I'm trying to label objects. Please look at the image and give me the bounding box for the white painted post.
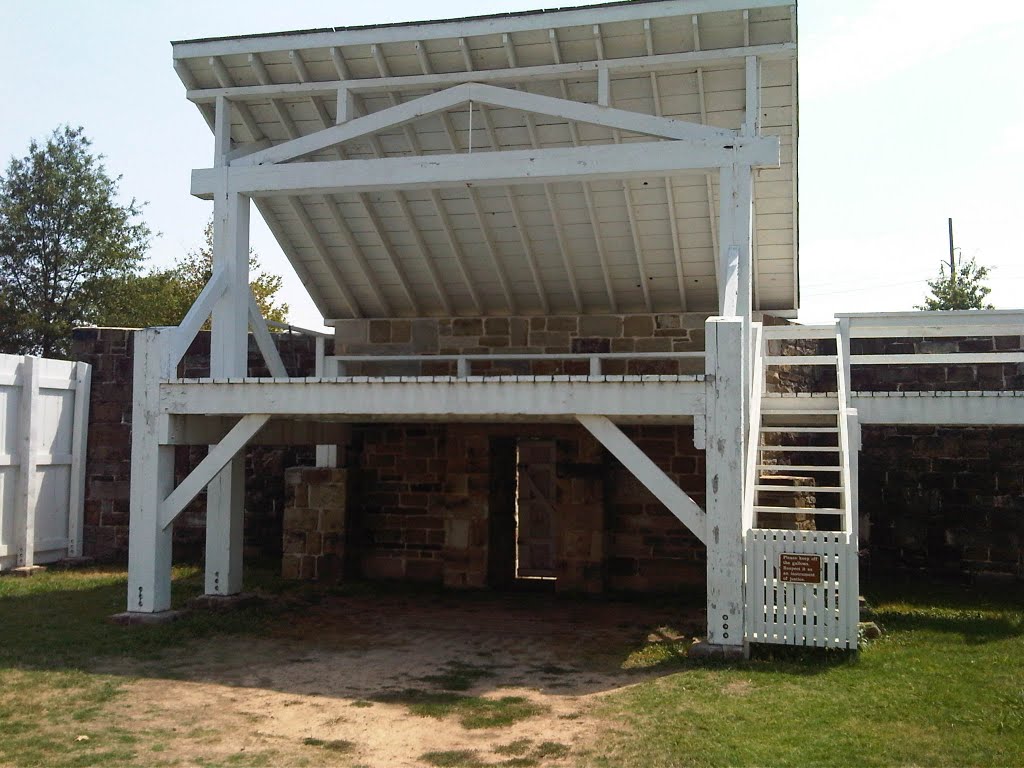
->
[127,328,175,612]
[205,95,252,597]
[705,317,746,652]
[315,337,339,468]
[15,356,39,567]
[67,361,92,557]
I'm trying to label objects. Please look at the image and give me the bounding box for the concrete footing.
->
[7,565,47,577]
[688,640,746,660]
[109,609,188,626]
[187,592,264,612]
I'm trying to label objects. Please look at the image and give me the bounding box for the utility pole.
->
[948,217,956,285]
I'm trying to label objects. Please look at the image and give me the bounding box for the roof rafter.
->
[184,43,796,102]
[549,27,614,313]
[646,18,688,312]
[594,23,653,313]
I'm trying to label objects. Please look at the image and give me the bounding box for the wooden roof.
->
[173,0,798,320]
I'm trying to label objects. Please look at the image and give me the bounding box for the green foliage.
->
[99,218,289,329]
[0,126,151,357]
[917,256,994,311]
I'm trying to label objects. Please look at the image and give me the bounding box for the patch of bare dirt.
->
[102,590,701,767]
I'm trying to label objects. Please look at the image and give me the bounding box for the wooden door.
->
[515,440,557,578]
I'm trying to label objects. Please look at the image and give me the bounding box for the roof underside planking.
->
[173,0,798,321]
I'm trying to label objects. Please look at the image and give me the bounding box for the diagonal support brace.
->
[159,414,269,530]
[247,289,288,377]
[577,414,706,544]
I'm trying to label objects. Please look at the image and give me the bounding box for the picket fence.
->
[0,354,91,570]
[746,529,860,649]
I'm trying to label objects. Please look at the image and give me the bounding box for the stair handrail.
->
[834,320,855,533]
[742,321,765,532]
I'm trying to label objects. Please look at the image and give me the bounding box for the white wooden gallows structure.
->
[127,0,866,653]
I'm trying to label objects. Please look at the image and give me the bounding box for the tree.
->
[916,255,994,311]
[98,219,289,329]
[0,126,151,357]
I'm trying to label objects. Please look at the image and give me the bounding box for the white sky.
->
[2,0,1022,329]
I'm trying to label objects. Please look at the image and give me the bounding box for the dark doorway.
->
[487,437,517,588]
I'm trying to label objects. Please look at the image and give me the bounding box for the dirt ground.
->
[97,589,703,767]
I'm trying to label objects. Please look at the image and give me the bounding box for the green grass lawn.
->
[1,565,1022,767]
[588,581,1024,768]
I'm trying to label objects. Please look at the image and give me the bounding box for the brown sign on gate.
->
[779,553,822,584]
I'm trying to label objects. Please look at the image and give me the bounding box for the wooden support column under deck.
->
[705,317,746,653]
[127,328,175,613]
[205,95,252,597]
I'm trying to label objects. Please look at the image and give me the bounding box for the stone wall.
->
[850,335,1024,392]
[860,425,1024,580]
[72,327,317,562]
[282,422,707,593]
[334,313,710,375]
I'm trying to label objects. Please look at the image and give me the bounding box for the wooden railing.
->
[321,351,705,378]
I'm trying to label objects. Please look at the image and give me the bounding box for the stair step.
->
[763,355,838,366]
[759,445,841,452]
[754,506,845,515]
[760,426,839,433]
[756,485,845,493]
[758,465,843,472]
[759,407,840,416]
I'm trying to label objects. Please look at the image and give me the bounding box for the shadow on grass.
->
[865,577,1024,646]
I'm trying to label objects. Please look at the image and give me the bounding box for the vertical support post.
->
[597,66,610,107]
[705,317,746,653]
[837,317,852,399]
[717,162,754,450]
[15,356,39,567]
[67,361,92,557]
[742,55,760,137]
[845,407,861,629]
[205,95,251,597]
[315,336,339,468]
[127,328,175,612]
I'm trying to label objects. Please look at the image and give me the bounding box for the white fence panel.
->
[0,353,91,571]
[746,529,859,649]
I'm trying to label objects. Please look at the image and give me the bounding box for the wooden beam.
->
[704,317,745,650]
[160,378,706,420]
[236,81,737,168]
[196,140,779,198]
[248,289,288,377]
[127,328,175,612]
[577,415,706,544]
[159,414,270,530]
[171,269,227,368]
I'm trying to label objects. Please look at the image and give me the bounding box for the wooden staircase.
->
[742,322,861,649]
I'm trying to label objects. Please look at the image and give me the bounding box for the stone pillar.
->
[282,467,349,581]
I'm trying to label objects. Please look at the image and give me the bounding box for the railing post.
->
[705,317,746,655]
[589,356,601,377]
[837,317,852,398]
[457,357,469,378]
[127,328,175,613]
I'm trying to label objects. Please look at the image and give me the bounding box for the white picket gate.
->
[0,353,91,571]
[746,529,860,649]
